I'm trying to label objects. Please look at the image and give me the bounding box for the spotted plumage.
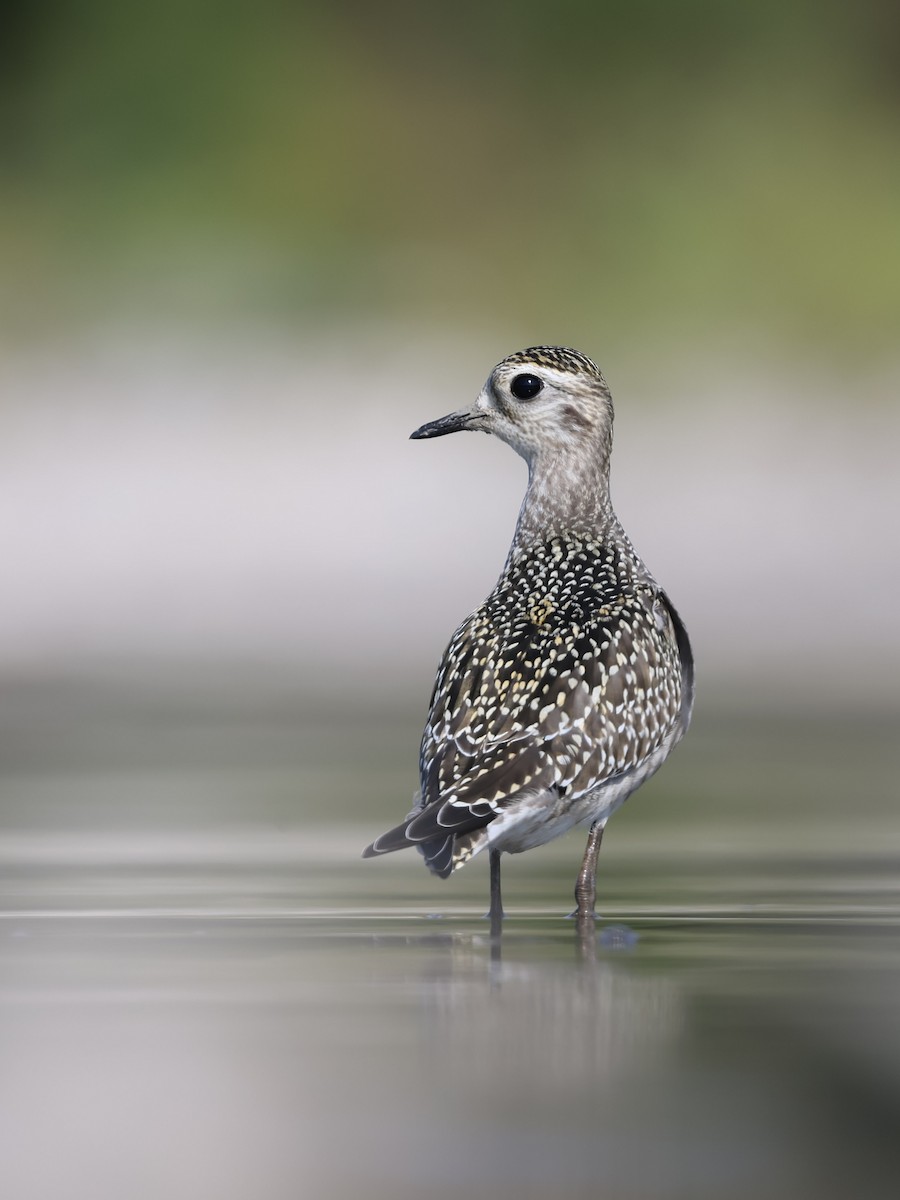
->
[363,346,693,919]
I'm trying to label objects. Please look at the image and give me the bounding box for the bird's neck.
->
[507,443,618,562]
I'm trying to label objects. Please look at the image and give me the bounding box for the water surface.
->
[1,687,898,1199]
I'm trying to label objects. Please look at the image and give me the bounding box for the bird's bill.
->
[409,408,480,439]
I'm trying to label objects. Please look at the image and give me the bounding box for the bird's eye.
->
[510,373,543,401]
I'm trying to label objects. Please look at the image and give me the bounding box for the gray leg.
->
[488,849,504,924]
[573,821,605,919]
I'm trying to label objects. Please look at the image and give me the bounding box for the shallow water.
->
[1,687,899,1199]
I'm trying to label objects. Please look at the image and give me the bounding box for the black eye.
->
[510,373,543,401]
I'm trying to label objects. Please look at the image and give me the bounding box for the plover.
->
[363,346,693,921]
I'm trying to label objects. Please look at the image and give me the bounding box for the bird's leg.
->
[572,821,605,920]
[487,849,504,927]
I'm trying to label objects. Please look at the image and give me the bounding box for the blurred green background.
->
[2,0,899,355]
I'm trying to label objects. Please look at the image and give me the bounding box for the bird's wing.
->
[414,586,685,833]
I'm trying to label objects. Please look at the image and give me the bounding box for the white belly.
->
[482,731,679,856]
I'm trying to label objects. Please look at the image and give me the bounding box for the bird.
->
[362,346,693,922]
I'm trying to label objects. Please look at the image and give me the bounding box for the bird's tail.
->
[362,800,495,879]
[362,820,456,879]
[361,821,416,858]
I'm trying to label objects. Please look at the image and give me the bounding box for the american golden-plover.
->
[363,347,694,921]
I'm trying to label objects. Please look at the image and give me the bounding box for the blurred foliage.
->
[0,0,899,355]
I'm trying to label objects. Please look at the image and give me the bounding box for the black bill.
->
[409,409,476,440]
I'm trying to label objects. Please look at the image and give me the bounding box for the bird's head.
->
[410,346,614,467]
